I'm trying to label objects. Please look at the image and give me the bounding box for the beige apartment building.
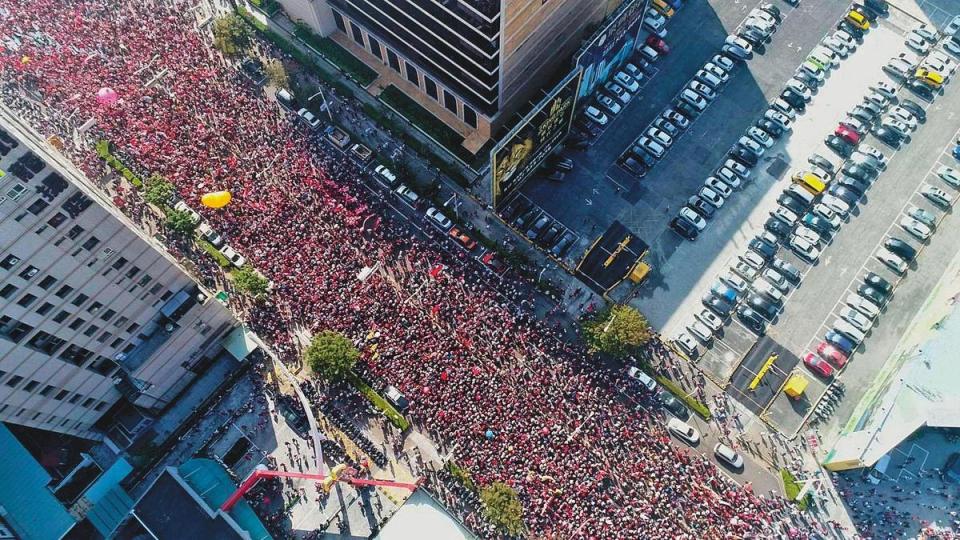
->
[0,122,240,441]
[281,0,623,150]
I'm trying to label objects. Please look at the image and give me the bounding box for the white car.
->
[738,136,765,156]
[821,36,850,58]
[741,250,766,271]
[747,126,773,148]
[373,164,398,186]
[762,269,790,294]
[604,82,631,104]
[899,216,932,240]
[219,245,246,268]
[942,39,960,57]
[840,307,873,332]
[714,443,744,468]
[395,183,419,205]
[771,206,799,226]
[688,321,713,343]
[913,24,940,43]
[906,31,931,54]
[887,107,918,131]
[928,51,956,74]
[820,194,850,217]
[712,54,736,72]
[297,108,321,129]
[173,201,201,224]
[794,226,822,246]
[699,187,724,208]
[813,204,842,229]
[704,62,730,83]
[733,261,759,281]
[696,309,724,332]
[689,81,717,100]
[597,95,622,115]
[946,15,960,36]
[667,418,701,446]
[811,46,838,68]
[798,60,825,82]
[643,12,666,32]
[425,207,453,230]
[921,58,951,80]
[791,236,820,261]
[771,98,797,120]
[846,294,881,319]
[872,81,897,100]
[859,144,887,169]
[662,109,690,129]
[695,69,723,88]
[680,89,709,110]
[725,35,754,55]
[937,166,960,188]
[637,137,666,158]
[646,127,674,147]
[881,118,912,136]
[724,159,751,179]
[679,207,707,231]
[720,273,749,294]
[785,78,813,101]
[764,108,792,130]
[198,222,223,247]
[704,177,733,198]
[674,333,698,357]
[615,71,640,92]
[833,30,857,50]
[626,366,658,391]
[922,184,954,207]
[715,168,742,190]
[875,247,907,274]
[584,106,609,125]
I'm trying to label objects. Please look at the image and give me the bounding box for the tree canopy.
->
[303,331,359,381]
[582,304,653,358]
[212,15,251,57]
[165,209,198,235]
[233,266,269,298]
[480,482,524,536]
[143,174,175,207]
[262,58,290,89]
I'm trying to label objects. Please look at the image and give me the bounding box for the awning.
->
[221,326,259,361]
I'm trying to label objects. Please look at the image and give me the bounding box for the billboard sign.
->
[574,0,646,98]
[490,69,581,207]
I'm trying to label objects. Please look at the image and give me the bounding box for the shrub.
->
[346,372,410,431]
[379,86,467,156]
[165,209,198,235]
[292,25,377,86]
[232,265,269,298]
[143,175,175,206]
[780,469,810,510]
[198,238,231,267]
[654,375,712,420]
[445,461,476,491]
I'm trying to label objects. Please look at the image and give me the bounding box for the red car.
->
[646,35,671,54]
[803,353,835,378]
[817,341,849,368]
[835,124,861,145]
[448,227,478,250]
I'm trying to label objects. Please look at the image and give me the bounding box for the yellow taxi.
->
[845,10,870,30]
[915,68,944,88]
[792,171,826,195]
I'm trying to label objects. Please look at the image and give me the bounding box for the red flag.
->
[431,304,440,316]
[428,264,444,279]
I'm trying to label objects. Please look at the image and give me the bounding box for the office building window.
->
[0,283,17,299]
[81,236,100,251]
[113,316,128,328]
[69,317,86,331]
[27,331,66,355]
[332,10,346,32]
[405,62,419,85]
[89,356,118,376]
[5,375,23,387]
[37,275,56,289]
[36,302,54,315]
[125,266,140,279]
[463,105,478,128]
[110,337,124,348]
[111,257,128,271]
[40,384,56,396]
[97,331,111,343]
[367,36,382,60]
[82,397,95,408]
[127,322,140,333]
[1,254,19,270]
[443,90,458,113]
[54,389,69,400]
[23,380,39,392]
[424,77,439,100]
[87,301,103,314]
[67,225,84,240]
[47,212,68,228]
[350,23,364,46]
[83,324,99,337]
[55,284,73,298]
[18,265,39,280]
[69,394,81,404]
[52,310,69,323]
[60,344,94,366]
[27,198,49,215]
[100,308,116,322]
[71,293,89,306]
[17,293,37,308]
[387,49,401,73]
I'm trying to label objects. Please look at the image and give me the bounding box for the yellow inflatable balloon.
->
[201,191,231,209]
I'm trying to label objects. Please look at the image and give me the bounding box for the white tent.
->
[375,491,474,540]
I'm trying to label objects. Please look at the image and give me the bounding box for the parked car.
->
[667,418,701,446]
[804,353,835,378]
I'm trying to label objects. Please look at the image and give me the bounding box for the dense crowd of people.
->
[0,0,815,536]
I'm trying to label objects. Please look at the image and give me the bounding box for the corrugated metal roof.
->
[86,486,134,537]
[0,424,77,539]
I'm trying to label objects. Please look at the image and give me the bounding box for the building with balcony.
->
[0,120,241,442]
[281,0,624,150]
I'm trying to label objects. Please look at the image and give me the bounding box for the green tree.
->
[212,14,251,57]
[582,304,653,358]
[143,175,175,207]
[165,209,198,235]
[233,266,269,298]
[304,331,359,381]
[262,58,290,89]
[479,482,524,536]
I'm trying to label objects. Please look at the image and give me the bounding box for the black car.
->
[843,164,875,181]
[884,237,917,261]
[837,175,870,196]
[502,197,532,221]
[756,119,784,138]
[864,272,893,295]
[731,146,759,167]
[670,217,698,240]
[879,121,910,141]
[828,184,861,205]
[539,223,564,246]
[874,126,904,148]
[899,99,926,123]
[759,3,782,21]
[658,391,690,420]
[675,100,702,119]
[513,207,540,229]
[749,237,778,260]
[702,292,735,316]
[621,156,648,178]
[803,212,833,235]
[765,217,793,239]
[551,232,576,257]
[778,192,808,214]
[905,79,935,101]
[838,19,865,40]
[748,294,778,321]
[858,285,887,305]
[635,150,657,168]
[741,27,771,46]
[808,153,837,175]
[794,69,821,89]
[848,105,879,124]
[781,89,807,112]
[864,0,889,15]
[737,306,766,335]
[689,195,716,219]
[851,4,878,22]
[825,135,855,158]
[772,258,802,283]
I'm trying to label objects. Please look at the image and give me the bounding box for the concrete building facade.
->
[281,0,622,148]
[0,122,239,441]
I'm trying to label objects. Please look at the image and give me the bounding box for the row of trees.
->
[213,14,289,89]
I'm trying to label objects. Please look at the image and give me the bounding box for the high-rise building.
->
[0,119,240,441]
[282,0,623,148]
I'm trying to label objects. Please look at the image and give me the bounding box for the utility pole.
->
[309,89,333,122]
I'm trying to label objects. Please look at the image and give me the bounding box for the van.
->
[639,45,660,62]
[276,88,296,110]
[793,171,826,195]
[833,319,866,342]
[652,0,675,17]
[846,10,870,30]
[787,184,815,206]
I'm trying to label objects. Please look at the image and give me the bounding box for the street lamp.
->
[308,89,333,122]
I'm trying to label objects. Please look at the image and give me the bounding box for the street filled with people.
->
[0,0,818,536]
